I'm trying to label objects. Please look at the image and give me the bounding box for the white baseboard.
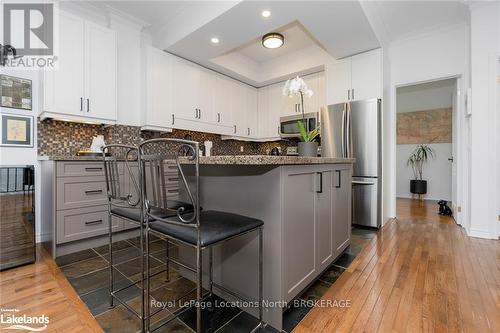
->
[468,228,495,239]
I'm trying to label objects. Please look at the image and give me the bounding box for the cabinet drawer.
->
[57,176,107,210]
[56,206,122,244]
[57,161,118,177]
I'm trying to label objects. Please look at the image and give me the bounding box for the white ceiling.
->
[361,1,469,44]
[101,1,470,86]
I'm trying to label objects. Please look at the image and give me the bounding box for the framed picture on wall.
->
[0,114,34,147]
[0,75,32,110]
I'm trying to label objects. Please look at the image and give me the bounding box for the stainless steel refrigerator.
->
[321,99,381,228]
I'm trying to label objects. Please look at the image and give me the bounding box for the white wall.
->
[396,143,452,201]
[396,79,455,113]
[384,24,470,227]
[469,3,499,239]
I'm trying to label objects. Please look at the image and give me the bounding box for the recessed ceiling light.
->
[262,32,284,49]
[261,10,271,18]
[211,37,219,44]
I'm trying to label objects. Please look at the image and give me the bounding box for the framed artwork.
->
[0,75,32,110]
[0,114,33,147]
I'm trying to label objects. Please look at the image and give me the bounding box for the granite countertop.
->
[189,155,355,165]
[38,155,105,161]
[39,155,355,165]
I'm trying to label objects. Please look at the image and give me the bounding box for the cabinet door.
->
[214,75,233,126]
[283,168,316,301]
[197,68,215,123]
[302,73,319,115]
[146,48,172,127]
[84,21,117,121]
[333,166,352,254]
[257,86,269,138]
[326,58,351,105]
[246,86,258,137]
[172,57,200,120]
[43,11,85,116]
[351,49,382,101]
[316,170,334,270]
[231,82,248,136]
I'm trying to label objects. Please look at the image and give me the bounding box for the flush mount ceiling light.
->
[262,32,284,49]
[210,37,220,44]
[261,10,271,18]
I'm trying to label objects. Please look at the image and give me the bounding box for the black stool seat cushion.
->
[111,200,195,222]
[149,210,263,247]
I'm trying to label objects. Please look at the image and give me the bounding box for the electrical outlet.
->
[240,146,244,153]
[457,206,462,213]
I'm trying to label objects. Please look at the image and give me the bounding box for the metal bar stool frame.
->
[138,138,264,333]
[103,144,172,332]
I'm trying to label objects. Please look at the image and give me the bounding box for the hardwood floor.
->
[0,245,103,332]
[1,198,498,332]
[294,198,500,333]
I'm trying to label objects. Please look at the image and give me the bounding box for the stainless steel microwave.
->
[279,112,319,138]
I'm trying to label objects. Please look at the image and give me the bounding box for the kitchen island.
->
[176,155,354,331]
[39,155,353,331]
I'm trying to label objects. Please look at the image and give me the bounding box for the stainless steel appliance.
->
[0,166,36,270]
[321,99,381,228]
[279,112,319,138]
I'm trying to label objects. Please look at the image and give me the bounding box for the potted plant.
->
[297,121,320,157]
[407,144,434,198]
[283,76,319,156]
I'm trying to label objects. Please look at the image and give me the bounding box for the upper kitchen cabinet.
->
[231,82,258,138]
[213,74,237,134]
[42,11,117,124]
[326,48,381,105]
[171,56,215,125]
[142,47,173,131]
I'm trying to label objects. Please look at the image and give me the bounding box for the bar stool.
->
[138,138,264,333]
[102,144,194,332]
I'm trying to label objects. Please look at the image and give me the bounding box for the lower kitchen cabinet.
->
[41,160,180,257]
[333,165,352,253]
[282,164,352,301]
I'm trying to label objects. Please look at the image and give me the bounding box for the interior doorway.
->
[395,78,458,221]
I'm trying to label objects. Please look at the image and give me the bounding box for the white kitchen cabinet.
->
[351,49,382,102]
[84,21,117,121]
[214,74,234,127]
[43,11,85,118]
[246,85,258,137]
[171,56,202,122]
[326,48,381,105]
[42,11,116,123]
[142,47,173,131]
[326,58,352,105]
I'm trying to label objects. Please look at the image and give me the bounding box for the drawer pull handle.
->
[85,167,103,171]
[85,219,103,225]
[167,189,178,193]
[85,189,103,195]
[168,177,179,182]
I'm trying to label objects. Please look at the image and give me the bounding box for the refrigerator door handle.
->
[352,180,375,186]
[346,102,352,158]
[341,103,346,158]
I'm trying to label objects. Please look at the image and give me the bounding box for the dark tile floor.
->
[56,226,377,333]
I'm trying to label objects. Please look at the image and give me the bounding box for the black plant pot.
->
[410,180,427,194]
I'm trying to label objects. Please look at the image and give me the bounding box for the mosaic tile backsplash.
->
[37,119,299,157]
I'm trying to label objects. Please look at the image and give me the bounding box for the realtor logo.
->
[1,1,58,69]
